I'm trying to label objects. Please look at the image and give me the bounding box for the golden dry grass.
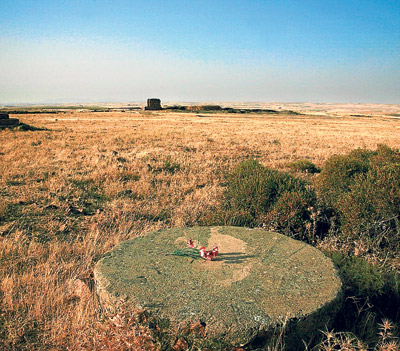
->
[1,107,399,350]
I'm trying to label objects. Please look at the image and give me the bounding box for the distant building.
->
[0,113,19,128]
[145,98,162,110]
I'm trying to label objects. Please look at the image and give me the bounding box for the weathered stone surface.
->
[0,113,10,119]
[94,226,342,347]
[145,98,162,110]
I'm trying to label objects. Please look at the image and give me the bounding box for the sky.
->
[0,0,399,104]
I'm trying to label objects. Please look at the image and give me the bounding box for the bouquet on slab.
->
[172,239,219,261]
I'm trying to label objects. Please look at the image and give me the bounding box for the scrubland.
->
[1,107,400,350]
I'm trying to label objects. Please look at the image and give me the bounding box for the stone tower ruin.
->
[0,113,19,129]
[145,98,162,110]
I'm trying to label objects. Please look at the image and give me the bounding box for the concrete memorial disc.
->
[94,226,342,347]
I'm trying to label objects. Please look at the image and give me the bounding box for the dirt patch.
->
[205,227,253,286]
[175,227,253,286]
[208,226,247,253]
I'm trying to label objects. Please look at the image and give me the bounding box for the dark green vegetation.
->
[209,145,400,251]
[316,145,400,252]
[324,251,400,345]
[200,145,400,348]
[287,159,321,174]
[1,104,302,115]
[164,105,302,115]
[203,159,316,242]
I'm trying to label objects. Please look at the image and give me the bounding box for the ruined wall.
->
[0,113,19,128]
[145,98,162,110]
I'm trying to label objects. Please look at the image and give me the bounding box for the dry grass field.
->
[1,105,400,350]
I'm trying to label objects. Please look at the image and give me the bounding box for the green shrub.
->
[324,250,400,343]
[316,148,373,207]
[316,145,400,248]
[325,251,399,297]
[265,189,316,238]
[287,159,321,174]
[220,159,316,240]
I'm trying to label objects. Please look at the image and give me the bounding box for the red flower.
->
[199,246,218,261]
[205,250,215,261]
[212,246,219,256]
[199,246,206,259]
[187,239,194,248]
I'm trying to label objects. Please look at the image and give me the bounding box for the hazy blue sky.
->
[1,0,399,104]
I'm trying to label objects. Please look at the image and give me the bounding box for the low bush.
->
[316,145,400,250]
[325,251,399,298]
[287,159,321,174]
[219,159,316,241]
[316,148,373,207]
[324,251,400,345]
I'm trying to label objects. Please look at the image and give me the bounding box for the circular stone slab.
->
[94,226,342,347]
